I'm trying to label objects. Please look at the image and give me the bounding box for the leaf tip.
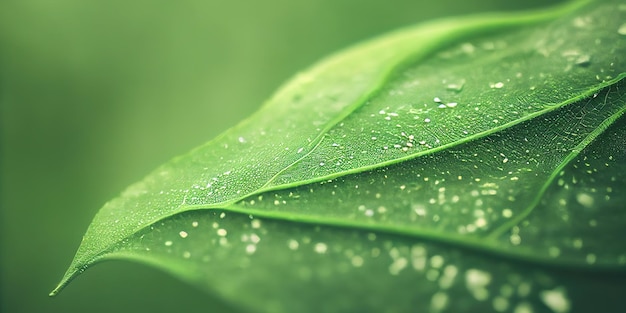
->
[48,288,61,297]
[49,265,84,297]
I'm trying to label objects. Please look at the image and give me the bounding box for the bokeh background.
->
[1,0,563,312]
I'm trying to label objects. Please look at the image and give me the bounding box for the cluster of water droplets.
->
[122,209,581,313]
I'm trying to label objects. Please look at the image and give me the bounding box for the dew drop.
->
[466,269,492,288]
[446,82,464,92]
[347,255,363,267]
[288,239,299,250]
[618,23,626,35]
[575,54,591,66]
[461,42,475,54]
[576,193,594,208]
[548,247,561,257]
[502,209,513,218]
[493,296,509,312]
[475,217,487,228]
[572,238,583,249]
[466,268,492,301]
[540,288,570,313]
[430,255,445,268]
[430,292,449,312]
[251,219,261,229]
[585,253,596,264]
[513,302,534,313]
[491,82,504,89]
[245,244,257,255]
[389,257,408,275]
[314,242,328,254]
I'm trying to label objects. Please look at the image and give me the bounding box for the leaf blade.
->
[53,1,626,311]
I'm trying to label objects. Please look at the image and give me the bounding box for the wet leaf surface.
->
[53,1,626,312]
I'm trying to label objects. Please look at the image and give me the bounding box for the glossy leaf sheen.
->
[55,0,626,312]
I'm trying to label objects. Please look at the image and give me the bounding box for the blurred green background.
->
[1,1,563,312]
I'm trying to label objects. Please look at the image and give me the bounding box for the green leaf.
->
[53,0,626,312]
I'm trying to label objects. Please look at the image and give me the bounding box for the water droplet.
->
[475,217,487,228]
[466,269,491,286]
[446,84,462,91]
[389,257,408,275]
[517,282,532,297]
[288,239,299,250]
[540,288,570,313]
[430,292,449,312]
[548,247,561,257]
[576,193,594,208]
[245,244,257,254]
[572,238,583,249]
[586,253,596,264]
[493,296,509,312]
[573,16,591,28]
[618,23,626,35]
[351,256,364,267]
[251,219,261,229]
[430,255,445,268]
[513,302,534,313]
[461,43,475,54]
[575,54,591,66]
[314,242,328,254]
[491,82,504,89]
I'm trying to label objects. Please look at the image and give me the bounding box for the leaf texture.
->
[53,0,626,312]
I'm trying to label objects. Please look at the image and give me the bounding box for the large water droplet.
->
[445,79,465,92]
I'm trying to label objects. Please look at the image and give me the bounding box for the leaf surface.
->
[53,0,626,312]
